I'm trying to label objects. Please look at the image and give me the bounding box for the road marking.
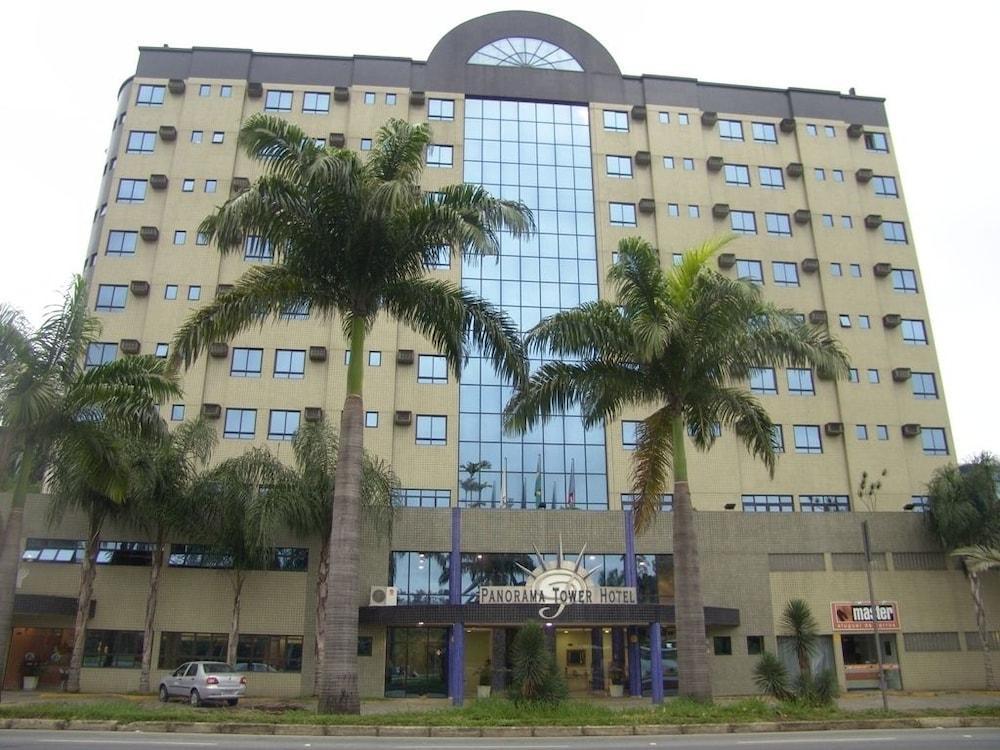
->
[738,738,897,745]
[47,741,219,747]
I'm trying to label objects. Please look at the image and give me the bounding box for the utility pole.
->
[861,520,890,711]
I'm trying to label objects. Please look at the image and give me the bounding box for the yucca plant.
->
[509,622,566,705]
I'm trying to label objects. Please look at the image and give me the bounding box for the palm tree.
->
[927,453,1000,689]
[250,421,397,693]
[781,598,819,680]
[0,278,179,698]
[504,236,849,700]
[124,419,217,693]
[171,115,533,713]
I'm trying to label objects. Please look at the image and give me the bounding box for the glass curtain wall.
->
[460,98,607,509]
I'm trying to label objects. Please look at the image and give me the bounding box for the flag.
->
[550,481,557,510]
[500,458,509,509]
[488,482,495,508]
[520,475,527,510]
[534,455,543,508]
[566,458,576,508]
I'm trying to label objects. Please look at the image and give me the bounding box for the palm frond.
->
[952,546,1000,575]
[524,301,634,360]
[686,386,777,474]
[630,407,675,533]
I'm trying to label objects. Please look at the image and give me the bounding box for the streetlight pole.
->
[862,520,890,711]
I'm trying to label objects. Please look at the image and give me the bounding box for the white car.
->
[159,661,246,706]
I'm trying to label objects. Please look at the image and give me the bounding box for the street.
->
[0,729,998,750]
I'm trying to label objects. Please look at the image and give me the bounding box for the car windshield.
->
[202,662,236,674]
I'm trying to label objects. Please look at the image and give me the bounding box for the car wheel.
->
[226,699,238,707]
[158,685,169,703]
[190,689,202,708]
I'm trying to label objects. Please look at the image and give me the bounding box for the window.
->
[105,230,137,256]
[116,178,146,204]
[85,342,117,369]
[787,369,815,395]
[211,131,224,144]
[832,169,844,182]
[672,253,683,266]
[302,91,330,114]
[231,348,263,377]
[806,123,817,136]
[848,368,859,383]
[164,284,178,300]
[264,90,293,112]
[859,315,870,329]
[158,632,228,668]
[21,538,83,563]
[688,205,700,218]
[678,113,689,125]
[772,261,799,287]
[873,175,898,197]
[747,636,765,655]
[908,495,929,512]
[360,138,372,151]
[687,422,722,439]
[856,424,869,440]
[883,221,908,244]
[170,404,185,421]
[204,179,217,193]
[237,634,303,673]
[182,179,194,192]
[191,130,203,144]
[418,354,447,384]
[663,156,674,169]
[98,203,108,218]
[892,268,918,293]
[730,210,756,235]
[713,636,733,655]
[912,372,938,400]
[842,215,853,229]
[830,262,842,276]
[273,349,305,379]
[758,166,784,189]
[620,494,673,511]
[752,122,777,143]
[622,421,639,450]
[395,489,451,508]
[136,84,165,106]
[724,163,751,187]
[224,409,256,439]
[771,425,785,453]
[268,410,300,441]
[766,213,792,237]
[198,84,211,97]
[427,98,455,121]
[667,203,679,217]
[187,285,201,301]
[749,367,777,395]
[736,259,763,285]
[196,232,208,246]
[683,157,694,171]
[801,495,850,512]
[822,214,834,227]
[154,343,169,358]
[793,425,822,454]
[718,119,744,141]
[126,130,156,154]
[824,125,836,138]
[95,284,127,311]
[922,428,948,456]
[839,314,852,328]
[368,351,382,367]
[603,110,628,132]
[901,319,928,345]
[415,415,447,445]
[244,236,274,262]
[877,424,889,441]
[606,155,632,178]
[83,630,144,668]
[814,168,826,181]
[220,85,232,98]
[867,368,880,384]
[426,145,453,167]
[742,494,793,512]
[427,246,450,269]
[363,91,376,105]
[609,202,637,227]
[280,300,310,320]
[173,230,186,245]
[313,137,327,148]
[865,132,889,153]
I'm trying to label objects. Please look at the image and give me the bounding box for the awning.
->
[14,594,95,618]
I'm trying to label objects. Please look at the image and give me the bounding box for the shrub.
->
[509,622,567,706]
[752,651,791,700]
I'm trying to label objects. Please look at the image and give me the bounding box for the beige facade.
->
[6,11,988,700]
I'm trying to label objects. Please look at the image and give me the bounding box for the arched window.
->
[468,37,582,71]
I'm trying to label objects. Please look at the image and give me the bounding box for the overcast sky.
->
[1,0,995,460]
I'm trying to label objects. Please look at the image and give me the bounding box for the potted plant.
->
[22,656,40,691]
[477,660,492,698]
[608,662,625,698]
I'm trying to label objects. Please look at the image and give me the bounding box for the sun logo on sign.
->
[516,537,602,619]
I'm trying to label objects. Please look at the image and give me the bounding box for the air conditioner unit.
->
[369,586,398,607]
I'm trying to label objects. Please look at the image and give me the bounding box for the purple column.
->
[624,511,642,697]
[650,622,664,704]
[449,507,464,705]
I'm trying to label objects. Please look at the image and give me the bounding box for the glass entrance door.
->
[841,633,902,690]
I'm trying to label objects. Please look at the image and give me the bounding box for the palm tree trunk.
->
[968,570,997,690]
[138,535,165,693]
[0,444,36,702]
[318,316,366,714]
[227,571,245,666]
[670,415,712,700]
[67,515,102,692]
[313,541,330,695]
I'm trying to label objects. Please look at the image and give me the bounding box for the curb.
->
[1,716,999,737]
